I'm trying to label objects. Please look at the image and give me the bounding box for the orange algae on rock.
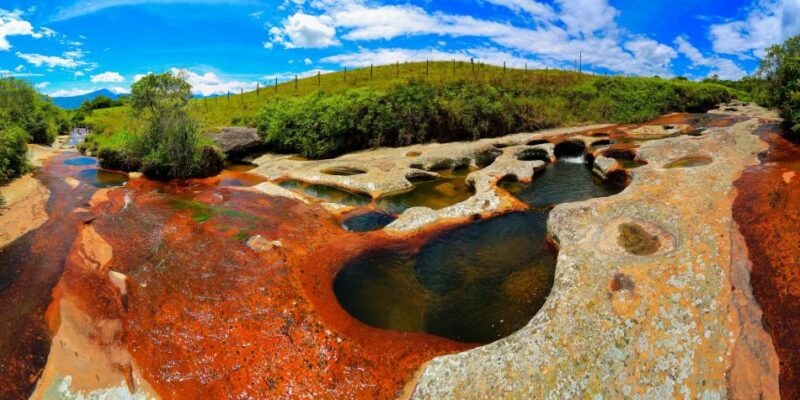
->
[733,123,800,400]
[79,176,468,399]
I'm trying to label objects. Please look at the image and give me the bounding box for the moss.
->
[617,223,661,256]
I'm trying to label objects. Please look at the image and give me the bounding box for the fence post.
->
[227,91,230,101]
[295,74,298,91]
[453,59,456,76]
[344,67,347,82]
[240,88,243,104]
[503,61,506,74]
[471,58,474,75]
[426,60,429,78]
[370,64,373,79]
[256,82,260,96]
[579,52,582,74]
[318,71,321,87]
[396,61,399,78]
[275,78,278,93]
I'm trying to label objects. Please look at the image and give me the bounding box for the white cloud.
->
[108,86,130,94]
[709,0,800,58]
[321,47,544,69]
[91,71,125,83]
[170,68,258,96]
[16,52,83,68]
[269,12,339,48]
[0,9,36,50]
[304,57,313,65]
[35,81,50,89]
[675,36,748,80]
[133,72,152,82]
[285,0,677,77]
[48,88,95,97]
[14,64,24,72]
[74,71,84,77]
[555,0,619,37]
[52,0,252,22]
[483,0,556,21]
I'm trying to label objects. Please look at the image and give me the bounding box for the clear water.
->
[279,180,372,206]
[78,169,128,188]
[342,211,397,232]
[499,160,624,209]
[334,212,556,343]
[64,157,98,166]
[376,167,476,214]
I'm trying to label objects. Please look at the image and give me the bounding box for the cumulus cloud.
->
[270,12,339,48]
[321,47,544,69]
[48,88,95,97]
[35,81,50,89]
[91,71,125,83]
[0,9,35,50]
[277,0,678,77]
[709,0,799,58]
[170,68,258,96]
[16,52,83,68]
[675,36,747,80]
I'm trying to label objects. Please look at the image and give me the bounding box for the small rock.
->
[246,235,282,252]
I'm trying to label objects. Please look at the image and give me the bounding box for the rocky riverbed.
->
[0,104,792,399]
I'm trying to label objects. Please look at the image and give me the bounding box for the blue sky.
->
[1,0,799,97]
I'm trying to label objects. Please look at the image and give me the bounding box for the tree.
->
[758,34,800,133]
[103,71,222,179]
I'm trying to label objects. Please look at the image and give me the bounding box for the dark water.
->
[279,180,372,206]
[499,159,624,209]
[334,212,556,343]
[376,167,476,214]
[78,169,129,188]
[342,211,397,232]
[664,156,713,169]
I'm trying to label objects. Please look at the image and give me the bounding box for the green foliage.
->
[255,77,734,159]
[758,34,800,133]
[0,126,30,184]
[0,77,68,145]
[94,72,223,179]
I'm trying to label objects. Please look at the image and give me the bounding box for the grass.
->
[86,61,741,159]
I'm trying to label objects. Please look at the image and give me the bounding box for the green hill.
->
[84,61,740,159]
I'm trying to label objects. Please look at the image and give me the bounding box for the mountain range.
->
[51,89,122,110]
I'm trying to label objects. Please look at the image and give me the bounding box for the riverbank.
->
[1,105,789,399]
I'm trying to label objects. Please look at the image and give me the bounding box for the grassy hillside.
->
[85,61,740,159]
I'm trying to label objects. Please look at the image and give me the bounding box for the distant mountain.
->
[51,89,122,110]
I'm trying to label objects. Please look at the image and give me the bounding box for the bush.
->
[95,72,223,178]
[759,34,800,133]
[0,78,67,145]
[0,126,30,184]
[254,78,735,159]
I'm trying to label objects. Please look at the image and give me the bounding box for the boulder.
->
[204,127,263,159]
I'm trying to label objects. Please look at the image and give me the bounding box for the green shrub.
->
[759,34,800,133]
[0,126,30,184]
[95,72,224,178]
[253,77,734,159]
[0,78,67,145]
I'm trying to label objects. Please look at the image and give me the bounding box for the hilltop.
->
[85,61,742,141]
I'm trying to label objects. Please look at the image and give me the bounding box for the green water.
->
[334,212,556,343]
[376,167,476,214]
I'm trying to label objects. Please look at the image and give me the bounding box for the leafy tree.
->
[0,77,66,144]
[98,71,222,178]
[759,34,800,132]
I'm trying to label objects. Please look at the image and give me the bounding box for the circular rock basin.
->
[78,169,128,188]
[279,180,371,206]
[320,166,367,176]
[499,160,624,209]
[334,212,556,343]
[377,167,477,214]
[342,211,397,232]
[64,157,98,166]
[664,156,713,169]
[224,162,257,172]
